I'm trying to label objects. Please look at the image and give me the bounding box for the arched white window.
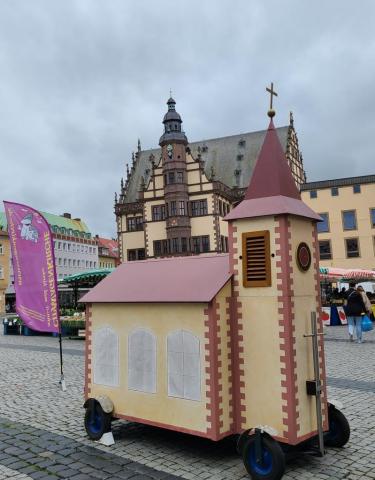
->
[128,329,156,393]
[93,327,119,387]
[167,330,201,401]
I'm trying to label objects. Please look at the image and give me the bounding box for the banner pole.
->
[59,330,66,391]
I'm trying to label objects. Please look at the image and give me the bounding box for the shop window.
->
[93,327,119,387]
[191,199,208,216]
[242,231,271,287]
[353,184,361,194]
[128,329,156,393]
[345,238,360,258]
[331,187,339,196]
[319,240,332,260]
[342,210,357,230]
[370,208,375,228]
[310,190,317,199]
[317,213,329,233]
[167,330,201,401]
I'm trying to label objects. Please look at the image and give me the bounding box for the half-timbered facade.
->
[115,97,306,262]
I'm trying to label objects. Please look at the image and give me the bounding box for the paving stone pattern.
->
[0,324,374,479]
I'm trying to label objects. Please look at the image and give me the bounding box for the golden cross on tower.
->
[266,82,278,118]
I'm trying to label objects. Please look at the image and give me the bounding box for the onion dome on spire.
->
[159,95,188,146]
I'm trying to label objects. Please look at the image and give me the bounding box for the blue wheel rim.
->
[88,407,102,435]
[248,443,273,475]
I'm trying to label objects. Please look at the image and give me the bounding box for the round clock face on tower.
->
[296,242,312,272]
[167,144,173,158]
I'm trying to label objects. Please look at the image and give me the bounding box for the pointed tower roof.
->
[226,118,320,222]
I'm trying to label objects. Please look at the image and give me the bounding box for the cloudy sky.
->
[1,1,374,237]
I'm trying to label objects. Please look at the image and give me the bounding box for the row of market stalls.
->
[319,267,375,326]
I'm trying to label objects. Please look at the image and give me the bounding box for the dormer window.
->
[202,145,208,152]
[238,139,246,147]
[237,154,244,161]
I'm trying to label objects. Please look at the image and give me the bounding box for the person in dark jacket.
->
[345,282,366,343]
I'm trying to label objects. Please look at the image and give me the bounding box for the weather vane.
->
[266,82,278,118]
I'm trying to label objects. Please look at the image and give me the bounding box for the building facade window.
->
[319,240,332,260]
[370,208,375,228]
[317,213,330,233]
[310,190,317,199]
[192,237,200,253]
[172,238,179,253]
[127,216,143,232]
[0,243,3,255]
[0,265,3,279]
[345,238,360,258]
[201,236,210,252]
[181,237,188,253]
[191,236,210,253]
[342,210,357,230]
[191,199,208,216]
[176,171,184,183]
[128,329,156,393]
[353,184,361,194]
[167,330,201,401]
[127,248,145,261]
[151,205,166,221]
[178,201,186,216]
[331,187,339,196]
[168,172,175,184]
[169,201,177,216]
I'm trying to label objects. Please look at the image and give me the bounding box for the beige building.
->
[301,175,375,270]
[115,97,305,262]
[0,213,11,314]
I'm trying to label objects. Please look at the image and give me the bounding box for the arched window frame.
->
[128,328,157,394]
[93,326,119,387]
[167,330,201,401]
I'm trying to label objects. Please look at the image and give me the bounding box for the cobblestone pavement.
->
[0,325,374,479]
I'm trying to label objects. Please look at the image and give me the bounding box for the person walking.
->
[357,285,372,316]
[345,282,367,343]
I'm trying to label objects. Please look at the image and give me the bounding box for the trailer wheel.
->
[84,400,111,440]
[242,434,285,480]
[324,405,350,448]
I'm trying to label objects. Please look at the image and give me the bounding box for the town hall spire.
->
[159,95,188,146]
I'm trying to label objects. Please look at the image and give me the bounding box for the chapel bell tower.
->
[225,89,328,446]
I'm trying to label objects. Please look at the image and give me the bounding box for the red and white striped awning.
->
[320,267,375,281]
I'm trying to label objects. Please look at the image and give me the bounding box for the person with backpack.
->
[345,282,367,343]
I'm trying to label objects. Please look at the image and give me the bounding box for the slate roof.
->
[81,254,232,304]
[124,126,290,203]
[300,174,375,191]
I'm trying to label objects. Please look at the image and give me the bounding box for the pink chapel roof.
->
[80,254,232,304]
[225,118,321,221]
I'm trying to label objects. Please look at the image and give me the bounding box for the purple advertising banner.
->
[4,201,60,333]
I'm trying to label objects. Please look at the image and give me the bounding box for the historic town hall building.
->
[115,97,306,262]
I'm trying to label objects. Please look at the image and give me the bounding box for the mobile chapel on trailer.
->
[81,113,350,480]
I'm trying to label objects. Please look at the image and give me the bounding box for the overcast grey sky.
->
[1,1,374,237]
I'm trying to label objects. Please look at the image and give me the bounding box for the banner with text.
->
[4,201,60,333]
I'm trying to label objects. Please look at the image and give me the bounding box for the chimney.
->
[62,213,71,219]
[74,218,81,222]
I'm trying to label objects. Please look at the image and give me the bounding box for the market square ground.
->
[0,325,374,480]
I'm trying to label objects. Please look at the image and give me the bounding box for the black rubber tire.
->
[84,401,111,440]
[324,406,350,448]
[242,434,285,480]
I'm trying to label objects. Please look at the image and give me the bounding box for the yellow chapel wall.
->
[232,217,285,435]
[88,302,211,434]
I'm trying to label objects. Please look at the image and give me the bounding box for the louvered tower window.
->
[242,231,271,287]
